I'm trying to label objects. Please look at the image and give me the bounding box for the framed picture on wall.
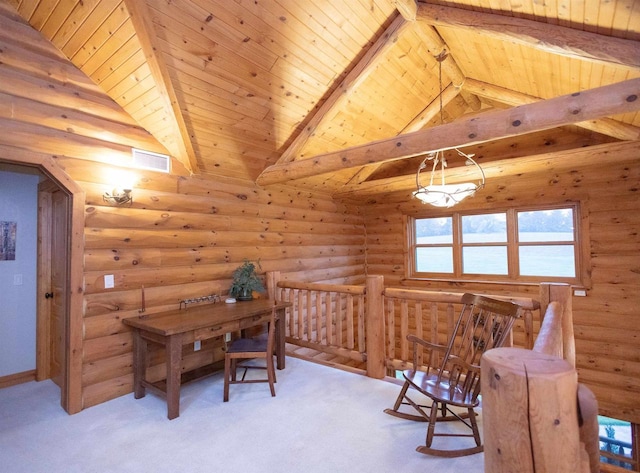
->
[0,221,17,261]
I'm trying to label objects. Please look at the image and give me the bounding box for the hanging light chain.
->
[437,51,446,126]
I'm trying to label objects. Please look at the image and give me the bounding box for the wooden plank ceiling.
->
[7,0,640,202]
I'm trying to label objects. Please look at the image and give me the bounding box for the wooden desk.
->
[123,299,290,419]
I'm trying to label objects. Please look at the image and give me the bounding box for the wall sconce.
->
[103,187,133,206]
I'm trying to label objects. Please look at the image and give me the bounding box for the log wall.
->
[361,141,640,424]
[78,175,364,408]
[0,5,364,410]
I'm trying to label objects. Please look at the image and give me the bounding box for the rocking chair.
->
[384,293,521,457]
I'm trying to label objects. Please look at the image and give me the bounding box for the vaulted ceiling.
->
[8,0,640,202]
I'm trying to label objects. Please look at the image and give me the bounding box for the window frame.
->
[406,202,589,286]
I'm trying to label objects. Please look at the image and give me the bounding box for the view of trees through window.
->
[518,208,574,238]
[412,206,578,281]
[599,416,636,470]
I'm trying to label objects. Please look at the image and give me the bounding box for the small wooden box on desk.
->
[123,299,291,419]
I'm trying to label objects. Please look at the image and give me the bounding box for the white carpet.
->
[0,357,485,473]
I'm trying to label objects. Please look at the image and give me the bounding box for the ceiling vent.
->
[132,148,171,173]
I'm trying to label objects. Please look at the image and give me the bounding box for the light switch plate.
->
[104,274,115,289]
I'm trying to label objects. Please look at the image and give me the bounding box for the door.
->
[49,188,68,386]
[36,180,69,392]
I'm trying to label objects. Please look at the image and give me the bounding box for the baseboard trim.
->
[0,369,36,388]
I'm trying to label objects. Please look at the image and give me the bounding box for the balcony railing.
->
[382,287,539,373]
[273,279,367,367]
[600,435,636,470]
[267,272,542,377]
[267,272,637,473]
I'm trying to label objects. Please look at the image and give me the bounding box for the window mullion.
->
[507,208,519,279]
[453,213,463,277]
[405,215,415,278]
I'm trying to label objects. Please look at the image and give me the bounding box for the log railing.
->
[533,283,600,473]
[266,272,543,379]
[537,282,576,367]
[269,272,367,367]
[483,283,600,473]
[382,287,540,374]
[267,272,599,472]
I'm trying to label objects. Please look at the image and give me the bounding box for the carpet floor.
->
[0,357,485,473]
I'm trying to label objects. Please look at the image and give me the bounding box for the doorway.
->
[0,155,85,414]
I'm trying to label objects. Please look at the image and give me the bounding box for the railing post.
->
[365,275,385,379]
[539,282,574,368]
[266,271,281,300]
[482,347,589,473]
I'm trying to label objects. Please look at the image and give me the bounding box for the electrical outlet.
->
[225,333,231,342]
[193,340,201,351]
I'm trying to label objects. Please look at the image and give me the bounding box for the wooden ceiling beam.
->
[412,22,481,109]
[402,83,459,132]
[333,140,640,202]
[124,0,198,174]
[417,3,640,71]
[393,0,417,21]
[256,78,640,186]
[274,14,411,165]
[346,83,462,185]
[464,78,640,141]
[346,21,481,187]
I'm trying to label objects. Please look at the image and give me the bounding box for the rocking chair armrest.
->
[407,335,448,372]
[447,355,481,374]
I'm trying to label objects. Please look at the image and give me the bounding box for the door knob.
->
[45,292,54,299]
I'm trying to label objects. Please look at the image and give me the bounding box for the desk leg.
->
[166,333,183,420]
[132,330,147,399]
[276,308,286,370]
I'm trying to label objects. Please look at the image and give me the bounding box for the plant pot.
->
[236,287,253,301]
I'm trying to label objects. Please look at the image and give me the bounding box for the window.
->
[599,416,638,471]
[409,204,585,284]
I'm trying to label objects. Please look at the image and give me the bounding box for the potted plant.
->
[229,259,265,301]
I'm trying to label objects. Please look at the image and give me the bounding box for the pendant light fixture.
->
[413,52,484,208]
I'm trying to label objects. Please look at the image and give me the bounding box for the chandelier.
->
[413,149,484,207]
[413,52,485,208]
